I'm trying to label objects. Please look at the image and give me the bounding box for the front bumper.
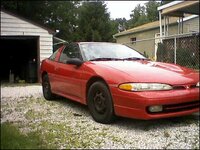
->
[110,86,199,120]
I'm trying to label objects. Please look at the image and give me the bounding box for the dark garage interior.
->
[0,36,39,83]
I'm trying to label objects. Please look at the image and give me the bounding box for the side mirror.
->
[66,58,83,66]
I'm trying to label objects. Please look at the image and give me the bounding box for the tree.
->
[76,1,113,42]
[128,1,161,29]
[42,1,80,41]
[146,0,161,22]
[128,4,147,28]
[1,1,171,42]
[161,0,174,5]
[115,18,128,32]
[1,1,47,23]
[1,1,80,41]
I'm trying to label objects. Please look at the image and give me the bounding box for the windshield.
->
[79,43,146,61]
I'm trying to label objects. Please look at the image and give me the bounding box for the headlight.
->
[197,82,200,87]
[119,83,172,91]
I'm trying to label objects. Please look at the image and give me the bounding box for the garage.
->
[1,36,39,83]
[1,10,54,83]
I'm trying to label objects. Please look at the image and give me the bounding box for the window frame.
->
[48,49,59,61]
[58,43,84,64]
[130,37,137,44]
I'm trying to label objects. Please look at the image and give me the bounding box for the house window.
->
[130,37,136,44]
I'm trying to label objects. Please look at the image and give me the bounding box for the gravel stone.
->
[1,85,199,149]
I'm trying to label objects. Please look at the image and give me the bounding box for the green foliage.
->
[110,17,127,34]
[115,18,128,29]
[109,17,128,41]
[1,1,114,42]
[37,1,80,41]
[156,42,168,62]
[1,0,165,41]
[1,1,47,25]
[146,1,161,22]
[128,1,161,28]
[76,1,113,42]
[176,48,199,69]
[143,51,149,58]
[1,1,80,42]
[1,122,43,149]
[161,0,174,5]
[156,43,199,69]
[128,4,147,28]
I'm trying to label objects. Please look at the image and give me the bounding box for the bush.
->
[176,48,198,69]
[157,42,168,62]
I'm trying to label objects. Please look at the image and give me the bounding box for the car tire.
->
[42,74,55,100]
[87,81,115,124]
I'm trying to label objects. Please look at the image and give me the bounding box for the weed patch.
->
[1,122,44,149]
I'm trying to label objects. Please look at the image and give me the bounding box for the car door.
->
[46,46,64,93]
[55,43,84,102]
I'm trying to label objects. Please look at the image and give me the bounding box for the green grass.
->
[1,122,43,149]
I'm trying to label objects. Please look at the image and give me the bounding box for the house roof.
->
[158,1,199,16]
[157,1,183,11]
[113,17,179,38]
[1,9,55,34]
[113,15,198,38]
[114,21,159,38]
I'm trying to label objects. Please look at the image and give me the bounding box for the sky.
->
[105,1,148,20]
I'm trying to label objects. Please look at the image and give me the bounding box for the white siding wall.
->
[0,11,53,62]
[184,17,199,33]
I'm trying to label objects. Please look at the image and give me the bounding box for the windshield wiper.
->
[123,57,150,61]
[90,57,150,61]
[90,58,123,61]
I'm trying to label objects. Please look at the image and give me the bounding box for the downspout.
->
[159,11,163,42]
[167,16,169,36]
[181,17,184,34]
[156,10,163,62]
[164,16,166,37]
[178,17,180,34]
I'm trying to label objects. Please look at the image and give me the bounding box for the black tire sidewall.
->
[87,81,114,124]
[42,74,54,100]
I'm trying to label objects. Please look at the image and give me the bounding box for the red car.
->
[40,42,199,124]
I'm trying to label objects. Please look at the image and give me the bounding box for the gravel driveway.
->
[1,85,199,149]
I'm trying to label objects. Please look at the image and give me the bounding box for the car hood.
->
[92,60,199,85]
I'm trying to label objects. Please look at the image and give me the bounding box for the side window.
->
[49,49,59,61]
[59,43,82,63]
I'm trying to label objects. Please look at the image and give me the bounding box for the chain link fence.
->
[157,32,199,69]
[122,32,199,70]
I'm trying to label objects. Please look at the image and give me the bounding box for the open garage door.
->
[0,36,39,83]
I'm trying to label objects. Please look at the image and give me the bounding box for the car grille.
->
[147,100,200,114]
[162,100,200,113]
[173,84,198,90]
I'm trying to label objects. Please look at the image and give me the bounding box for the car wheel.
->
[87,81,115,124]
[42,74,55,100]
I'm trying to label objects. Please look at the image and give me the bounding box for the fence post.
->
[174,37,177,64]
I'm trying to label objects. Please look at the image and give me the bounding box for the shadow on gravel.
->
[114,114,199,131]
[52,97,90,116]
[49,97,199,131]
